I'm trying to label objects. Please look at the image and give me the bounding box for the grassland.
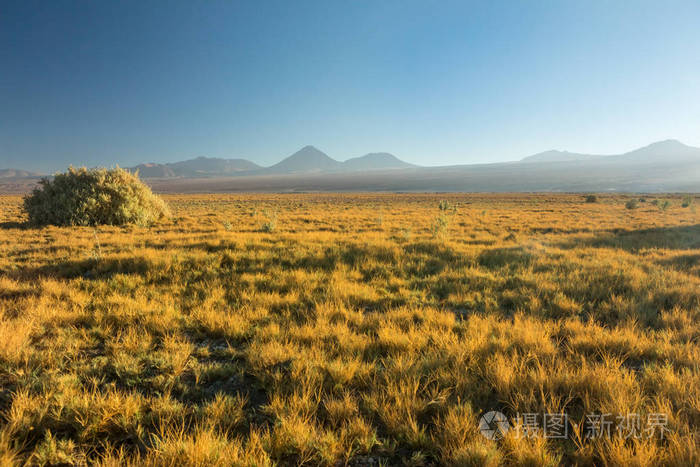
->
[0,193,699,466]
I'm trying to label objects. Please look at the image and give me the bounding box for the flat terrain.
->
[0,193,699,465]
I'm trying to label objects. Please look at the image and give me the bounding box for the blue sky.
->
[1,0,699,172]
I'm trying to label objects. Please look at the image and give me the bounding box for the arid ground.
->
[0,193,699,465]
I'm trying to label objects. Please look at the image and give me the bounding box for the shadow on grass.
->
[555,224,700,252]
[6,256,155,281]
[478,246,533,269]
[0,221,28,229]
[5,241,466,284]
[656,253,700,279]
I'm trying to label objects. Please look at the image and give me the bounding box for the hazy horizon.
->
[2,1,700,172]
[4,138,699,175]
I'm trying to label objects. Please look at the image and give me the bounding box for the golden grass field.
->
[0,193,699,466]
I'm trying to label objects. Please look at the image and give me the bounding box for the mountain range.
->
[131,156,261,178]
[520,139,699,164]
[0,169,42,179]
[127,146,416,178]
[131,139,700,180]
[1,140,700,192]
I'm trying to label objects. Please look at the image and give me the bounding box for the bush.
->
[431,213,450,238]
[625,199,638,210]
[438,200,452,211]
[24,167,170,226]
[681,196,693,208]
[584,195,598,203]
[260,209,277,232]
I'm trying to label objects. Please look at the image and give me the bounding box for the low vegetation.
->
[23,167,169,227]
[0,193,699,465]
[260,209,278,233]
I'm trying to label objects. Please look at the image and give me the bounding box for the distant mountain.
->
[129,148,416,177]
[168,156,261,175]
[614,139,700,164]
[0,169,42,178]
[520,150,604,163]
[131,163,177,178]
[266,146,341,173]
[342,153,416,170]
[129,156,261,178]
[5,139,700,193]
[520,140,700,165]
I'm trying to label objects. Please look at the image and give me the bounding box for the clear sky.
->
[1,0,699,172]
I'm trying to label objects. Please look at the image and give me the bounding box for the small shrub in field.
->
[625,199,638,210]
[650,199,659,206]
[260,210,277,232]
[431,213,450,238]
[438,200,452,211]
[584,195,598,203]
[24,167,169,226]
[659,200,671,211]
[681,196,693,208]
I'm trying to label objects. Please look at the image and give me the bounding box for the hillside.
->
[131,163,177,178]
[342,152,416,170]
[0,169,42,178]
[128,157,261,178]
[168,156,261,175]
[266,146,341,173]
[126,148,417,178]
[613,139,700,163]
[520,150,605,163]
[519,139,700,164]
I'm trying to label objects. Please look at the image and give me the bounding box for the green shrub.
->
[24,167,170,226]
[438,200,452,211]
[625,199,638,210]
[584,195,598,203]
[431,213,450,238]
[659,200,671,211]
[681,196,693,208]
[260,209,277,232]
